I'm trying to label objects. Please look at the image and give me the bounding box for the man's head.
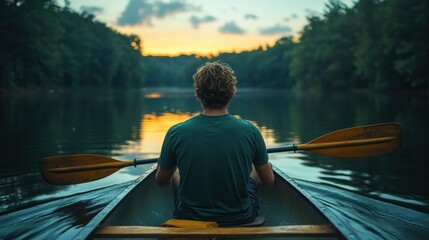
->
[193,61,237,109]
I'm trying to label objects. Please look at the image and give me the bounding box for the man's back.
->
[159,114,268,225]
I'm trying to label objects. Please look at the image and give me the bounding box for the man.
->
[155,61,275,226]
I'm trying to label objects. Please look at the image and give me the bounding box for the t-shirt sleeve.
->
[158,129,176,169]
[253,127,269,166]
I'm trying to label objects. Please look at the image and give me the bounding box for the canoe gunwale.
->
[273,167,355,239]
[75,164,159,239]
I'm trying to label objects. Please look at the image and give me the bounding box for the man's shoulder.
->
[231,116,258,129]
[168,115,200,131]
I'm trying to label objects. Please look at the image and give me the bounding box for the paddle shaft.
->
[268,136,395,153]
[48,136,395,173]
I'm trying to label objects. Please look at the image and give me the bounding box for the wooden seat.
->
[161,217,265,228]
[228,216,265,227]
[92,224,337,238]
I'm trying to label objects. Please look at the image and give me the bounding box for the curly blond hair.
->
[193,61,237,109]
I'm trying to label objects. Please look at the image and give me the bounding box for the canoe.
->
[74,164,355,239]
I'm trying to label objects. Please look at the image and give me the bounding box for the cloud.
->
[156,1,190,18]
[190,15,217,29]
[80,6,103,15]
[117,0,153,26]
[244,13,257,20]
[260,24,292,35]
[117,0,195,26]
[219,21,246,35]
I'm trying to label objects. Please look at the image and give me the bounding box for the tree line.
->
[290,0,429,91]
[0,0,144,89]
[144,37,296,89]
[1,0,428,91]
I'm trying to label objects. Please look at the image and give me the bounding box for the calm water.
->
[1,88,429,238]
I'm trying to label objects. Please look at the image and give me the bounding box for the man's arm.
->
[255,162,275,187]
[155,165,176,186]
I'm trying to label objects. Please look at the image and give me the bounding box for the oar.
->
[40,122,402,185]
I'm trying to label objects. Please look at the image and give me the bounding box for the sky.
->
[67,0,354,56]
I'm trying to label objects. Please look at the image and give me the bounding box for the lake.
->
[0,87,428,238]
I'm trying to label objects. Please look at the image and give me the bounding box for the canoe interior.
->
[94,166,335,239]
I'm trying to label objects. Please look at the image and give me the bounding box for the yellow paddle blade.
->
[40,154,133,185]
[299,123,402,158]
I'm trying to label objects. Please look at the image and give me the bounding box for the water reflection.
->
[139,112,199,153]
[0,88,428,216]
[0,90,281,214]
[131,112,278,155]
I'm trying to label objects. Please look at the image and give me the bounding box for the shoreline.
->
[1,87,428,97]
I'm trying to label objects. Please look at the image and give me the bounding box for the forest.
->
[0,0,144,89]
[1,0,428,91]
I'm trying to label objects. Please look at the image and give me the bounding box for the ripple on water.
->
[0,182,129,240]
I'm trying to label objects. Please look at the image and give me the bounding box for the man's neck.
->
[202,107,228,116]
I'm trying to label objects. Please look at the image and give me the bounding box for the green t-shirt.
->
[158,114,269,225]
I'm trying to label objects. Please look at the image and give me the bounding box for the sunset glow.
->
[117,112,277,156]
[114,22,285,56]
[68,0,353,56]
[137,112,278,153]
[139,112,198,153]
